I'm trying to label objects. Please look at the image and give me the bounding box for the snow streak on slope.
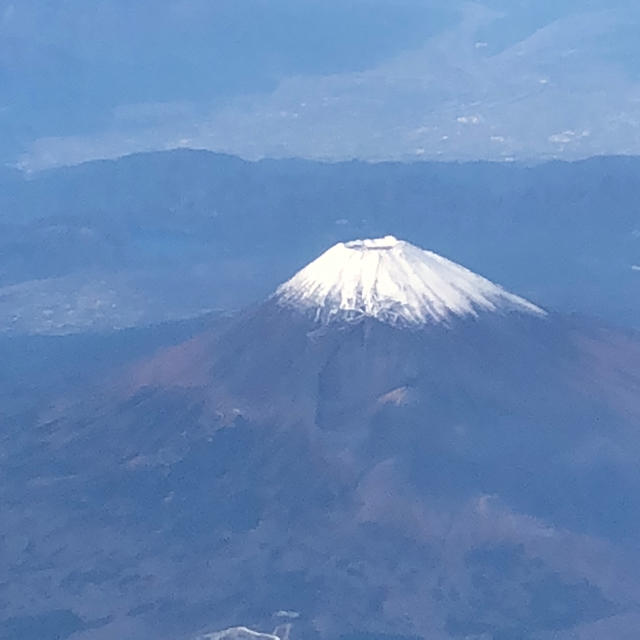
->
[274,236,545,326]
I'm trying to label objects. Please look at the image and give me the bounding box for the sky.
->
[2,0,640,170]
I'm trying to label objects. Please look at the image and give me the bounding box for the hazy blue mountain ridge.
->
[1,151,638,333]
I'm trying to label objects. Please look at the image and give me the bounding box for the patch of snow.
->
[274,235,545,327]
[378,386,414,407]
[199,627,280,640]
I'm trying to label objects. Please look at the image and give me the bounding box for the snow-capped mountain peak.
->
[274,235,545,326]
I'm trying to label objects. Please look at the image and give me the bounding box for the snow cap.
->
[274,235,545,326]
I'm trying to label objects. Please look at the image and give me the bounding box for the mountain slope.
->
[3,238,640,640]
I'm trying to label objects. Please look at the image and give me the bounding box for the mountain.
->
[4,237,640,640]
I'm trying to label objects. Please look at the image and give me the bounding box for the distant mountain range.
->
[1,150,638,334]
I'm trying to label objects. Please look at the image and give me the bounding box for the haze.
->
[3,0,640,170]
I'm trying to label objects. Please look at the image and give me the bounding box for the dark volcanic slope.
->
[4,300,640,640]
